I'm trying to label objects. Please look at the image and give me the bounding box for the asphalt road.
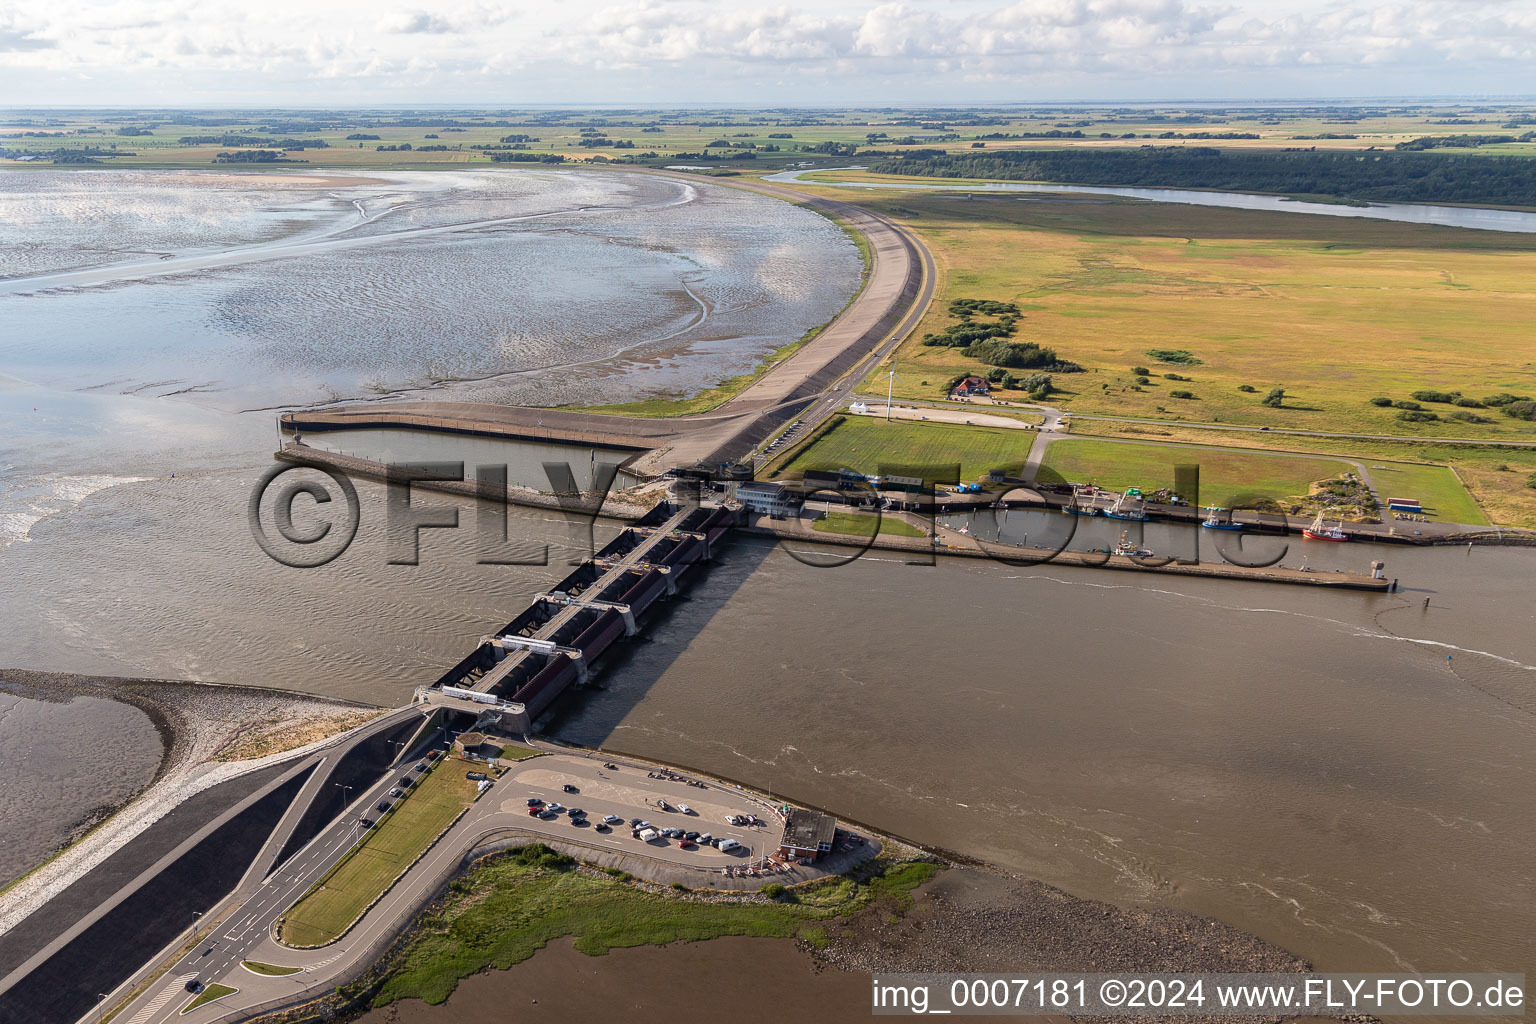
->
[101,751,798,1024]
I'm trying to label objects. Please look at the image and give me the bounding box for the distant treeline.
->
[489,152,566,163]
[179,135,329,149]
[1396,133,1535,150]
[867,147,1536,205]
[212,150,306,163]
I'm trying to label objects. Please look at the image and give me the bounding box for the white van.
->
[717,838,741,852]
[639,828,659,842]
[677,804,693,815]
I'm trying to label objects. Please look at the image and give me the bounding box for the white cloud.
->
[0,0,1531,101]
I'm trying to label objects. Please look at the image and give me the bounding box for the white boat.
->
[1201,506,1243,531]
[1109,530,1154,558]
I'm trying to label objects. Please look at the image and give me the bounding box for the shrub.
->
[949,298,1020,317]
[1397,410,1440,422]
[1019,372,1053,394]
[1483,393,1530,407]
[1502,400,1536,421]
[1392,400,1422,411]
[1411,390,1458,403]
[1238,384,1257,393]
[1449,411,1490,423]
[1170,390,1196,399]
[1261,388,1286,408]
[1146,348,1201,365]
[1135,375,1150,385]
[1132,366,1150,376]
[761,883,788,900]
[671,882,687,891]
[1454,397,1485,408]
[1528,472,1536,490]
[1163,373,1189,381]
[1369,396,1394,407]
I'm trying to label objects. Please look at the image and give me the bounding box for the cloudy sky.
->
[2,0,1533,105]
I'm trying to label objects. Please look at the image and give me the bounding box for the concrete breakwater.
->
[747,515,1393,591]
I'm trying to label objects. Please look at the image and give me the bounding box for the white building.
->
[736,481,801,516]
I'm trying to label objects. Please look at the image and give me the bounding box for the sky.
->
[2,0,1534,106]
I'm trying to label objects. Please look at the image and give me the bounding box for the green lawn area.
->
[1039,438,1353,506]
[1364,461,1490,525]
[495,743,541,761]
[811,510,927,538]
[774,416,1033,482]
[240,961,301,976]
[280,758,480,948]
[182,984,236,1013]
[371,844,940,1008]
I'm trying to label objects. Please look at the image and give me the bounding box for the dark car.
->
[566,808,584,817]
[377,801,391,813]
[527,798,543,807]
[595,823,611,833]
[562,784,578,793]
[361,818,375,828]
[571,816,588,826]
[185,980,203,994]
[629,817,643,826]
[399,776,414,788]
[539,810,559,820]
[684,831,700,842]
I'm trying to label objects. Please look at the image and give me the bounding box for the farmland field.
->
[824,189,1536,444]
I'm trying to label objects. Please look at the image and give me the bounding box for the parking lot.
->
[491,755,784,869]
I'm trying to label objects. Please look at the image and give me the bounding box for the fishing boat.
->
[1103,492,1149,521]
[1063,504,1097,517]
[1302,511,1349,542]
[1201,506,1243,531]
[1109,530,1154,558]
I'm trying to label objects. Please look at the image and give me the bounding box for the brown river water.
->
[2,466,1531,982]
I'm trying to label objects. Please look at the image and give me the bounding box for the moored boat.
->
[1303,511,1349,542]
[1201,506,1243,531]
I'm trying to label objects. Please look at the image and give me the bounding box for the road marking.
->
[125,974,198,1024]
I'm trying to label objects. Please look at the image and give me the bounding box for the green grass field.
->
[842,190,1536,448]
[1039,438,1353,506]
[280,759,479,947]
[812,510,927,538]
[371,845,940,1008]
[182,984,236,1013]
[774,416,1033,482]
[1362,461,1489,524]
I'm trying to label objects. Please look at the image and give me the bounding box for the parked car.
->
[527,807,541,817]
[629,817,644,826]
[398,776,413,788]
[679,840,696,849]
[562,783,578,793]
[718,838,741,852]
[389,788,402,797]
[639,828,660,842]
[571,816,587,826]
[684,831,700,842]
[603,814,622,825]
[527,798,544,807]
[414,762,428,772]
[696,833,713,846]
[539,810,558,820]
[361,818,375,828]
[547,802,564,812]
[566,808,584,817]
[595,823,611,833]
[677,804,693,815]
[377,801,391,813]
